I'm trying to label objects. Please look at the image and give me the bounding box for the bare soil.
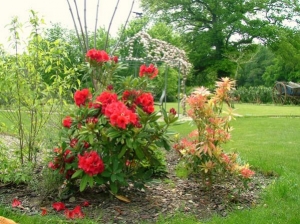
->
[0,148,274,224]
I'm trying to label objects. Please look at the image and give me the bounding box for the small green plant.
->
[0,142,33,184]
[0,12,76,168]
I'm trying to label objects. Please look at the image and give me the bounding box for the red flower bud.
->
[169,108,177,115]
[111,56,118,63]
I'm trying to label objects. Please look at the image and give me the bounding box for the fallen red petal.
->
[41,207,47,216]
[11,198,21,208]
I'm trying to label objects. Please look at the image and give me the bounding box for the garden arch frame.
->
[118,31,192,115]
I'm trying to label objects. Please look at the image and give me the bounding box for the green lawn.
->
[163,104,300,224]
[1,103,300,223]
[158,102,300,117]
[205,117,300,224]
[231,103,300,117]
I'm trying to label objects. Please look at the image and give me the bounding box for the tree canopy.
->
[141,0,300,85]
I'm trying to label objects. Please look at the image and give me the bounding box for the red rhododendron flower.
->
[122,90,140,112]
[52,202,66,211]
[12,198,21,207]
[104,101,138,129]
[139,64,158,79]
[62,116,72,128]
[135,92,155,114]
[78,151,105,176]
[94,91,118,112]
[86,49,110,63]
[74,89,91,107]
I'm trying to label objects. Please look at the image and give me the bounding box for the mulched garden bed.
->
[0,147,274,224]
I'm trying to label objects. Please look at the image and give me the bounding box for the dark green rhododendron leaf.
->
[80,175,88,192]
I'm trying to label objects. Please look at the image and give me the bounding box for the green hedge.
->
[234,86,273,104]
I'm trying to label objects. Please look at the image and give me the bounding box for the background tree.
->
[141,0,300,86]
[263,29,300,86]
[237,45,275,87]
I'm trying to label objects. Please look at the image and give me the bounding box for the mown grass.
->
[1,103,300,223]
[231,103,300,117]
[203,117,300,224]
[159,104,300,224]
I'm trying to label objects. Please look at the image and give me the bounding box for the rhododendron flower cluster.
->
[94,91,118,112]
[139,64,158,79]
[104,101,138,129]
[135,92,155,114]
[62,116,72,128]
[74,88,91,107]
[86,49,110,63]
[122,90,155,114]
[78,151,105,176]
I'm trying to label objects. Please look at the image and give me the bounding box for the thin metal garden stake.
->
[73,0,88,52]
[66,0,85,55]
[84,0,89,51]
[94,0,100,49]
[111,0,135,55]
[104,0,120,51]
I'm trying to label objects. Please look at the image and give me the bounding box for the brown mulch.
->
[0,148,274,223]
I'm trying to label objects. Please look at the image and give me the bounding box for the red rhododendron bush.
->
[174,78,255,187]
[48,49,178,195]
